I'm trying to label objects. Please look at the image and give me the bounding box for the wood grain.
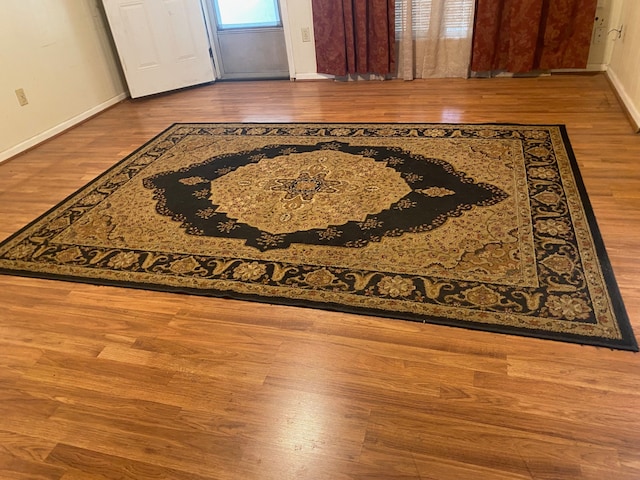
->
[0,74,639,479]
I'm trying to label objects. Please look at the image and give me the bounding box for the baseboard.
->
[292,73,334,81]
[553,64,608,73]
[0,92,129,164]
[606,68,640,132]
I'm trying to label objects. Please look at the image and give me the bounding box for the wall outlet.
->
[15,88,29,106]
[593,27,606,45]
[301,27,311,43]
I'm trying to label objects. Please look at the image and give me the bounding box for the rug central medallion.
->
[208,150,412,234]
[145,141,507,251]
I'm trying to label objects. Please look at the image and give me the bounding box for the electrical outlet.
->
[301,27,311,43]
[15,88,28,106]
[593,27,605,45]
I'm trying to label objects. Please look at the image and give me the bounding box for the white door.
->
[102,0,215,98]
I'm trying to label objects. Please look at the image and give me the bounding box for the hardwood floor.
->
[1,74,639,479]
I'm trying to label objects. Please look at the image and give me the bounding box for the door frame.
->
[201,0,296,80]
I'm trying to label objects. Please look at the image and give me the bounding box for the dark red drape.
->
[471,0,597,73]
[311,0,395,76]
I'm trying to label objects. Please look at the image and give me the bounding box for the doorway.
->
[206,0,289,79]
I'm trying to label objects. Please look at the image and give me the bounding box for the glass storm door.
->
[208,0,289,79]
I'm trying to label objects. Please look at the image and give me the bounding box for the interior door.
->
[102,0,216,98]
[207,0,289,79]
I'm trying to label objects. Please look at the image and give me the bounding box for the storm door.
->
[207,0,289,79]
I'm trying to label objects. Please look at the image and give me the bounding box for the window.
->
[395,0,475,39]
[213,0,281,29]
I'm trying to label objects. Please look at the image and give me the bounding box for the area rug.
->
[0,123,636,350]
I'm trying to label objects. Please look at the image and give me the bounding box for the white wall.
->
[281,0,321,79]
[0,0,127,162]
[586,0,623,69]
[607,0,640,129]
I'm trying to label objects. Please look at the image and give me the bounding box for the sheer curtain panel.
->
[396,0,476,79]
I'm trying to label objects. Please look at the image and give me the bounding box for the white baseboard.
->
[553,64,608,73]
[587,63,608,72]
[606,67,640,130]
[0,92,129,164]
[292,73,334,81]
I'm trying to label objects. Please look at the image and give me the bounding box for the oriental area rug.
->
[0,123,636,350]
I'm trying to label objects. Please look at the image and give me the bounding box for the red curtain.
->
[311,0,396,76]
[471,0,597,73]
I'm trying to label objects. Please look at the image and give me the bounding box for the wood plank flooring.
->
[1,74,639,479]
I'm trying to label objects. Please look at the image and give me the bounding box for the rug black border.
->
[1,122,637,352]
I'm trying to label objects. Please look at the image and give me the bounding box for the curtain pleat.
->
[471,0,598,73]
[312,0,396,76]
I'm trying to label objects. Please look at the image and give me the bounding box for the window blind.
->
[395,0,475,39]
